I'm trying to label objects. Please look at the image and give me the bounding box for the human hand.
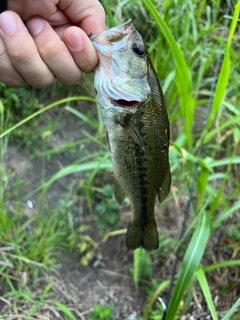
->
[0,0,105,87]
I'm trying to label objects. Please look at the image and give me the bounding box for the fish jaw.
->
[91,20,151,106]
[90,19,134,55]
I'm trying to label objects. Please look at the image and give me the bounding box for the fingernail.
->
[27,18,44,35]
[0,12,18,35]
[65,31,83,51]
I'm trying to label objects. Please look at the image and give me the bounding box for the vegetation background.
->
[0,0,240,319]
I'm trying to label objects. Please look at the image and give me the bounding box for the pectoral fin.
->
[117,114,145,151]
[157,161,171,203]
[127,120,145,151]
[114,178,126,205]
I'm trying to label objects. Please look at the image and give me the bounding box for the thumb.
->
[64,26,99,73]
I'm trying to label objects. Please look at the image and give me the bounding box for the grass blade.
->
[142,0,195,148]
[203,260,240,272]
[133,248,141,289]
[143,280,170,320]
[64,105,98,129]
[206,0,240,130]
[195,266,218,320]
[0,96,96,139]
[40,160,112,192]
[209,157,240,168]
[166,212,210,320]
[53,301,77,320]
[133,248,152,289]
[212,200,240,228]
[198,113,240,146]
[221,297,240,320]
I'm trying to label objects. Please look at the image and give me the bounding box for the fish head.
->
[91,20,151,108]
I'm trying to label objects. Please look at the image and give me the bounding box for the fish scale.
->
[91,20,171,250]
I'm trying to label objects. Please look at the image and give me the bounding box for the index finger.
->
[58,0,105,34]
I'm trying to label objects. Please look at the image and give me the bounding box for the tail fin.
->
[126,220,159,250]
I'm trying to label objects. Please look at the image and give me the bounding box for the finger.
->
[0,34,26,87]
[7,1,70,23]
[59,0,105,33]
[0,11,55,88]
[26,18,82,85]
[64,26,98,73]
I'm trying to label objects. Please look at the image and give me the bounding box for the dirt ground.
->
[1,103,239,319]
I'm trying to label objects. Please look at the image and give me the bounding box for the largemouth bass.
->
[91,20,171,250]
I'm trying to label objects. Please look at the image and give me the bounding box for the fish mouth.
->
[111,99,140,108]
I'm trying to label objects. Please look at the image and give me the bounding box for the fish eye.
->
[132,42,145,57]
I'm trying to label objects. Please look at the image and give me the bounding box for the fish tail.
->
[126,220,159,250]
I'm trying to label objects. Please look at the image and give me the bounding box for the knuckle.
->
[40,40,63,62]
[10,45,34,64]
[34,75,55,88]
[60,70,81,85]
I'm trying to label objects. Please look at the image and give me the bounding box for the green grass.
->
[1,0,240,319]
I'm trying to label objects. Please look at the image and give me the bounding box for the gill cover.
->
[91,20,151,104]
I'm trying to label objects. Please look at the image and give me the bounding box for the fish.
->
[90,20,171,250]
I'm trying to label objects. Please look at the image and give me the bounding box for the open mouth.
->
[112,99,140,107]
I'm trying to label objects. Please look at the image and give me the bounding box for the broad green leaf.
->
[166,212,210,320]
[142,0,195,148]
[195,266,218,320]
